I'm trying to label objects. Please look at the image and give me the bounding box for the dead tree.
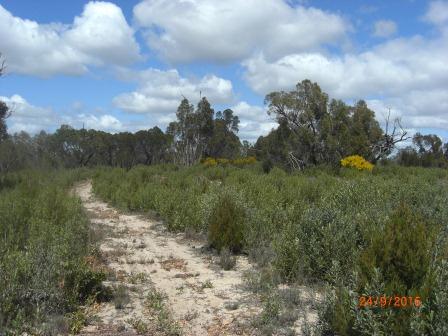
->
[0,53,5,76]
[288,151,305,171]
[372,109,410,162]
[0,54,10,142]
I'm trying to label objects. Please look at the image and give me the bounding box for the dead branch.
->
[372,110,411,162]
[0,53,5,76]
[288,151,305,171]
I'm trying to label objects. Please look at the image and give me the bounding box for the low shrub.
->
[341,155,374,171]
[262,158,273,173]
[92,164,448,334]
[318,204,446,336]
[202,156,257,168]
[219,247,237,270]
[0,170,105,334]
[203,157,218,167]
[203,186,247,253]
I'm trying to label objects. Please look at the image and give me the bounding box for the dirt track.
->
[76,181,260,335]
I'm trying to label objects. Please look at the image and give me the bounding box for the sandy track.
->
[76,181,259,335]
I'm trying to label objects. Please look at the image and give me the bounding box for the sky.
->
[0,0,448,143]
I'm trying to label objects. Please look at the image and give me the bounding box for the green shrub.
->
[204,186,247,253]
[91,164,448,335]
[262,158,273,173]
[358,204,433,294]
[0,170,105,334]
[319,204,444,336]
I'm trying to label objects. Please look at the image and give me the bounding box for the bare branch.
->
[372,112,411,162]
[0,53,6,76]
[288,151,305,171]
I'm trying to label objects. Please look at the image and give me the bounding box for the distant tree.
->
[0,101,9,143]
[51,125,99,168]
[135,127,171,165]
[265,79,329,166]
[218,108,240,133]
[254,119,296,170]
[92,131,116,166]
[208,111,241,158]
[260,80,414,168]
[196,97,215,139]
[241,140,252,157]
[0,131,37,172]
[444,142,448,161]
[349,100,383,162]
[115,132,137,169]
[396,146,420,167]
[413,133,443,155]
[396,133,446,167]
[0,53,5,75]
[0,54,9,143]
[34,130,60,168]
[168,97,242,165]
[167,98,198,165]
[320,99,352,163]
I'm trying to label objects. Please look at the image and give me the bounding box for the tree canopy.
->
[257,79,414,169]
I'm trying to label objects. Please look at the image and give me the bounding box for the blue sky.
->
[1,0,447,142]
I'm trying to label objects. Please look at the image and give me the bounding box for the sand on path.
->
[76,181,259,335]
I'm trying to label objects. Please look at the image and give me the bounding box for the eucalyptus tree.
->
[0,54,9,143]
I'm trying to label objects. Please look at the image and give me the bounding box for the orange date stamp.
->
[359,295,422,308]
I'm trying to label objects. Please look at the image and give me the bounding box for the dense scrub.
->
[0,170,106,334]
[93,164,448,334]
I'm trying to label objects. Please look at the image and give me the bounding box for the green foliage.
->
[92,164,448,334]
[319,204,447,336]
[203,186,247,252]
[262,80,385,168]
[262,158,273,173]
[358,204,432,294]
[397,133,448,168]
[145,289,182,335]
[0,170,105,334]
[0,100,9,143]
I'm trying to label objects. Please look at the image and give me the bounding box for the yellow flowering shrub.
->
[232,156,257,166]
[203,157,218,167]
[340,155,374,171]
[217,158,230,165]
[202,157,257,167]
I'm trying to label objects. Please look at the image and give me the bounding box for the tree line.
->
[0,90,245,172]
[0,103,244,172]
[1,61,447,172]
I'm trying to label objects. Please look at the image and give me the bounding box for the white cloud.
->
[0,2,140,76]
[113,68,234,117]
[77,114,123,132]
[133,0,349,63]
[1,94,126,134]
[1,95,57,134]
[242,24,448,131]
[373,20,397,37]
[423,1,448,26]
[231,101,277,141]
